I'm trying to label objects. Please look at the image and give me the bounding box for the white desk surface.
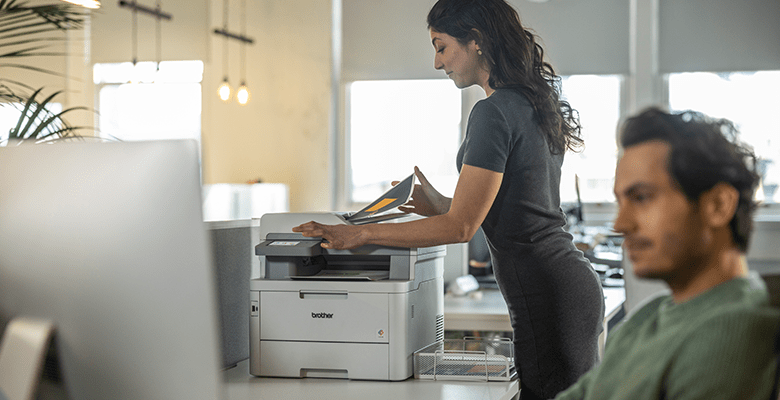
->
[444,286,626,332]
[223,359,519,400]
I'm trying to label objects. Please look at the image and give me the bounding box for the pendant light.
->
[236,82,249,105]
[214,0,254,104]
[217,0,232,102]
[235,0,250,105]
[218,78,232,102]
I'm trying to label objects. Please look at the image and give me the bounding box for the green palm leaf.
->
[0,0,86,88]
[5,94,87,144]
[9,87,40,138]
[29,105,87,139]
[18,89,62,138]
[1,1,91,144]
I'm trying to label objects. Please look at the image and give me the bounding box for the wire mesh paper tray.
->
[414,337,515,381]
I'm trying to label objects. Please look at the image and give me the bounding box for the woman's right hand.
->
[394,166,451,217]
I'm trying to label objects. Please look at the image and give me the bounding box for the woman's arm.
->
[293,164,503,249]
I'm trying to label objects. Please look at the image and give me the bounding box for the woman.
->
[294,0,604,397]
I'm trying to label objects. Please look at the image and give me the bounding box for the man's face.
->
[613,140,708,281]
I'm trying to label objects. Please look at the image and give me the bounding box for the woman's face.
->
[430,30,488,90]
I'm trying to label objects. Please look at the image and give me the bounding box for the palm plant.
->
[0,0,90,145]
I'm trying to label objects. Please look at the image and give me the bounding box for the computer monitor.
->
[0,140,225,399]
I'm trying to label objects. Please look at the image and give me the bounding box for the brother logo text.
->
[311,312,333,319]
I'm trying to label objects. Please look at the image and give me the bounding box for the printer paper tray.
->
[289,270,389,281]
[255,340,400,380]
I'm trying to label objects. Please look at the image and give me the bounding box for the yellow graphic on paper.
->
[365,198,397,213]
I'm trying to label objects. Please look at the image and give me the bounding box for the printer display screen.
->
[268,241,300,246]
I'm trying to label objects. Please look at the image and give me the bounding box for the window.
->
[559,75,623,204]
[93,61,203,147]
[347,79,461,204]
[668,71,780,204]
[345,76,622,207]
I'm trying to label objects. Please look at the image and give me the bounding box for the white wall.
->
[200,0,334,213]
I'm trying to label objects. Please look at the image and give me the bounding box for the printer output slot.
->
[263,255,327,278]
[262,248,417,281]
[288,254,393,281]
[320,255,390,270]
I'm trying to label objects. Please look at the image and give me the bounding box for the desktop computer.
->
[0,140,226,399]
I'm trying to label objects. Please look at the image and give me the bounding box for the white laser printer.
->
[249,175,446,381]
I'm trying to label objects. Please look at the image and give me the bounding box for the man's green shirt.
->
[556,273,780,400]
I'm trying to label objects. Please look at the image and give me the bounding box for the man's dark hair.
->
[619,107,759,252]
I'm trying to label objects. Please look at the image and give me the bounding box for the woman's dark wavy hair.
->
[619,107,760,252]
[427,0,582,155]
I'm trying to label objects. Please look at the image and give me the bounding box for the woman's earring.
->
[477,49,483,56]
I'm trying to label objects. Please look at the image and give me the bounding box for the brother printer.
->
[249,175,446,381]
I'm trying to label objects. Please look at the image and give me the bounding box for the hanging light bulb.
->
[218,77,232,102]
[235,0,251,105]
[236,81,250,105]
[214,0,254,104]
[216,0,232,102]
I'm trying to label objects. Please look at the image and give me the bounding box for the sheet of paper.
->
[345,173,415,224]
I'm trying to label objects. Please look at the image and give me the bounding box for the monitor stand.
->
[0,317,55,400]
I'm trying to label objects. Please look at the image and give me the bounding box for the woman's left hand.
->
[292,222,366,250]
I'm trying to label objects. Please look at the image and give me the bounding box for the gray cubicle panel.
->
[207,219,261,369]
[747,219,780,276]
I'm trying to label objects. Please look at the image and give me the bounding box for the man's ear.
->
[699,182,739,228]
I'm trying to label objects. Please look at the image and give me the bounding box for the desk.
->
[444,287,626,332]
[223,359,519,400]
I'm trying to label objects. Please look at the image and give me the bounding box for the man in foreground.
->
[555,107,780,399]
